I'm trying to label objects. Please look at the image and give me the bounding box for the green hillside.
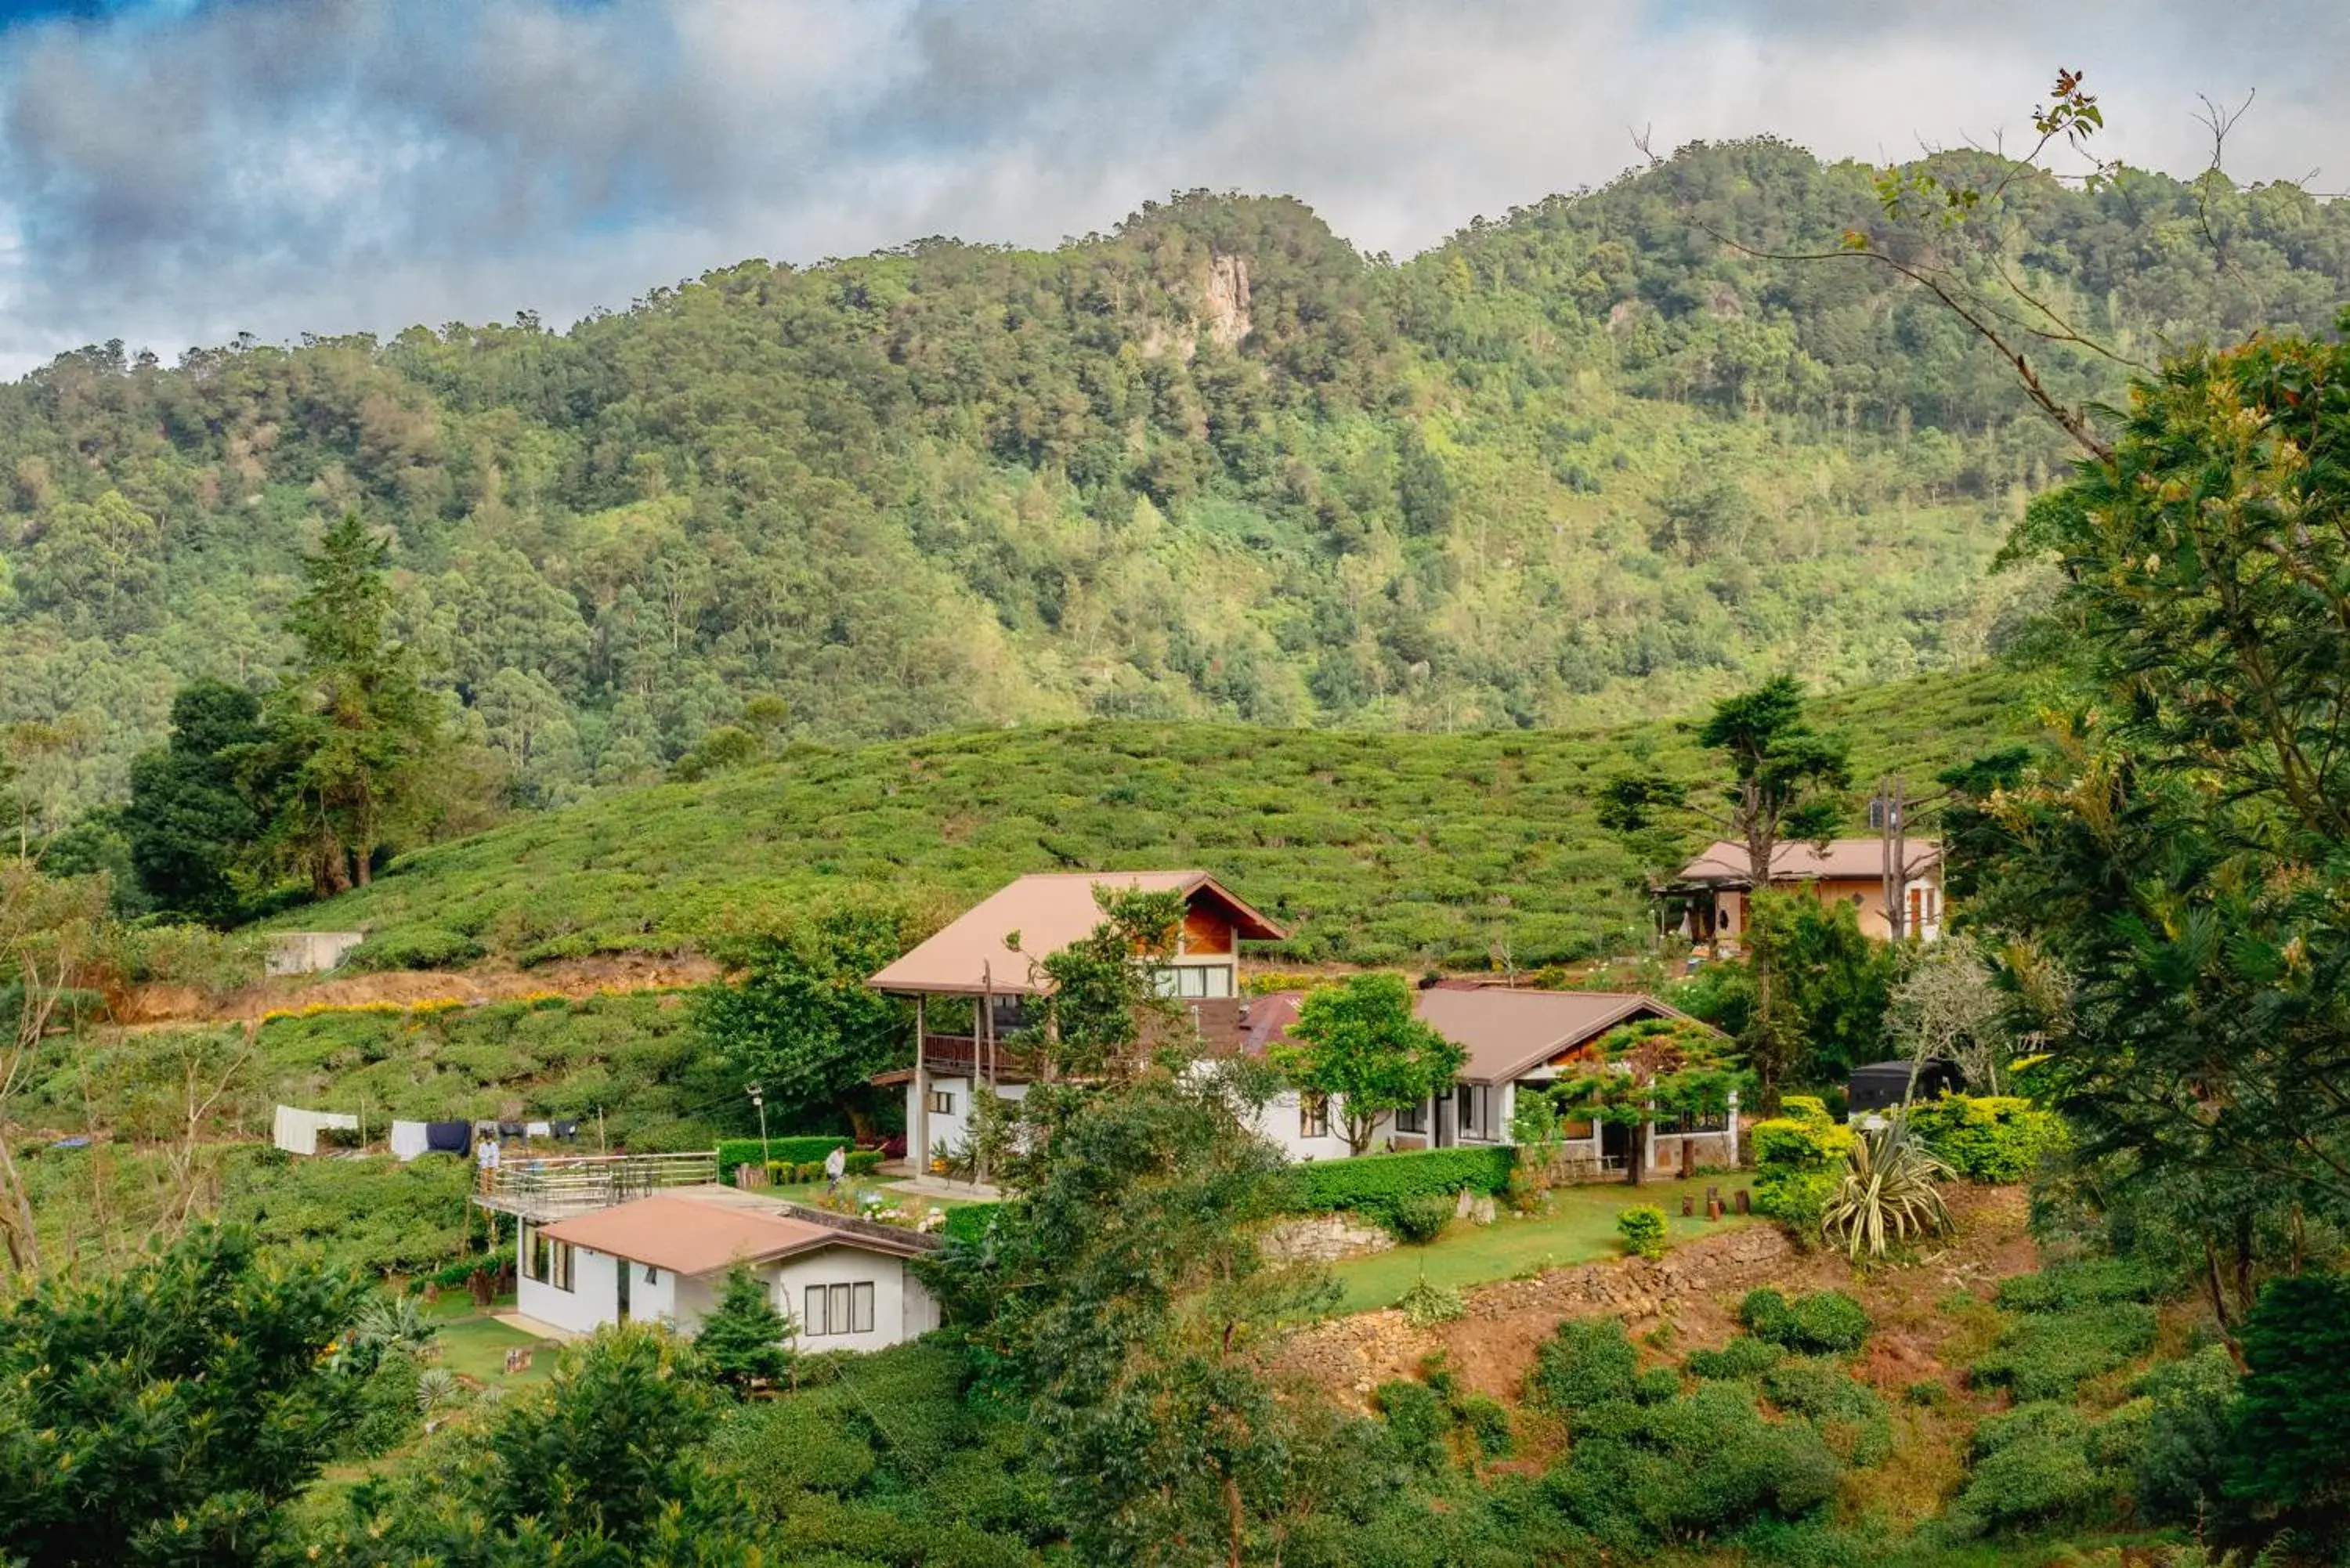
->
[5,140,2343,830]
[289,665,2026,971]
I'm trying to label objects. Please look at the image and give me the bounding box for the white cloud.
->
[0,0,2335,373]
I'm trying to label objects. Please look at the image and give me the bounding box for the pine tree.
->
[695,1266,795,1393]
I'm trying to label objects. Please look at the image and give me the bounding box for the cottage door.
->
[616,1259,631,1324]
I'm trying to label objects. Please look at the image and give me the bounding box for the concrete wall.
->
[1719,873,1942,944]
[516,1234,623,1336]
[1247,1087,1389,1162]
[266,931,367,977]
[909,1076,1028,1170]
[772,1248,935,1353]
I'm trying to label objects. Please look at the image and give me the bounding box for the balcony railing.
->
[473,1150,718,1219]
[916,1033,1039,1081]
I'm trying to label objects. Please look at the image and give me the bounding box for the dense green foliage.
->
[1907,1094,2066,1183]
[1282,1146,1516,1223]
[714,1134,852,1179]
[1972,1261,2164,1404]
[1271,971,1466,1154]
[1738,1288,1871,1355]
[0,1226,363,1566]
[1615,1203,1668,1259]
[264,664,2025,970]
[695,1266,797,1394]
[2228,1274,2350,1548]
[1747,1094,1853,1234]
[17,141,2349,841]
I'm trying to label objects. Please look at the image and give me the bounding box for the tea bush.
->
[1686,1335,1784,1381]
[1527,1317,1640,1414]
[1969,1304,2159,1401]
[1947,1401,2116,1534]
[1740,1288,1871,1355]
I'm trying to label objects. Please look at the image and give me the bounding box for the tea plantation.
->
[277,665,2026,971]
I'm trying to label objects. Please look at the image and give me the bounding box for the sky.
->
[0,0,2341,375]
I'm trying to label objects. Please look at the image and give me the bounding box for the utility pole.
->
[747,1084,770,1176]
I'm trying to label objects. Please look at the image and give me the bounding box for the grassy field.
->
[1328,1175,1761,1314]
[275,665,2029,971]
[425,1295,556,1386]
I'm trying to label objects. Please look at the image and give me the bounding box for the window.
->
[1151,964,1237,1000]
[1395,1100,1426,1135]
[988,995,1028,1035]
[523,1227,574,1292]
[927,1089,955,1115]
[804,1281,877,1337]
[645,1265,660,1284]
[1455,1085,1489,1140]
[1299,1091,1329,1140]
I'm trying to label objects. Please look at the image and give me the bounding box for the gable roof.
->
[537,1191,935,1276]
[869,871,1286,995]
[1243,985,1705,1086]
[1676,838,1940,887]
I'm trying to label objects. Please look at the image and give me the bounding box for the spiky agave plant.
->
[1820,1113,1954,1260]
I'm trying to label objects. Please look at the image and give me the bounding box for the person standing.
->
[476,1133,501,1194]
[823,1143,847,1195]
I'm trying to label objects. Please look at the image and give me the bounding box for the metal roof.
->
[537,1190,933,1276]
[868,871,1285,995]
[1676,838,1941,887]
[1245,984,1708,1086]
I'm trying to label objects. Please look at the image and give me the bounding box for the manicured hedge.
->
[1284,1147,1516,1220]
[1749,1097,1853,1233]
[942,1202,1005,1245]
[718,1136,851,1183]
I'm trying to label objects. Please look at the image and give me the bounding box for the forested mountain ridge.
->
[5,139,2348,825]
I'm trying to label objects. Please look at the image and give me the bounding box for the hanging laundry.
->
[424,1121,472,1155]
[389,1120,432,1162]
[551,1120,580,1140]
[525,1120,552,1139]
[273,1105,360,1156]
[497,1121,525,1140]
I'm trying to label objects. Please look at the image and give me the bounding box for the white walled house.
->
[1240,984,1739,1175]
[516,1189,942,1349]
[870,871,1288,1173]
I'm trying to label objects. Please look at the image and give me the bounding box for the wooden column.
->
[912,995,929,1177]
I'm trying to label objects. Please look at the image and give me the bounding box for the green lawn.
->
[425,1294,555,1385]
[1326,1176,1762,1314]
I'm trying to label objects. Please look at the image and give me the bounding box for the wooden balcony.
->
[909,1033,1039,1082]
[472,1151,718,1221]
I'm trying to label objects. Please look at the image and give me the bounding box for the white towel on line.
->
[389,1120,432,1162]
[525,1120,552,1138]
[273,1105,360,1156]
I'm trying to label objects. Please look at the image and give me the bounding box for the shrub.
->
[716,1136,851,1182]
[1762,1359,1895,1468]
[344,926,486,973]
[1741,1289,1871,1355]
[1528,1317,1640,1414]
[1286,1146,1515,1222]
[1540,1379,1844,1549]
[844,1151,883,1176]
[1969,1305,2158,1401]
[1992,1256,2158,1313]
[1459,1394,1513,1456]
[1397,1277,1465,1328]
[1819,1116,1953,1260]
[1948,1401,2114,1533]
[2230,1273,2350,1548]
[1906,1094,2066,1183]
[1633,1367,1683,1405]
[1752,1170,1838,1234]
[941,1201,1005,1246]
[1389,1193,1455,1245]
[1616,1205,1668,1259]
[1373,1380,1453,1471]
[2134,1344,2237,1523]
[1750,1100,1853,1176]
[1686,1335,1784,1380]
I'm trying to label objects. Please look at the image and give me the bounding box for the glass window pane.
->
[830,1284,851,1334]
[804,1287,824,1335]
[1204,966,1234,998]
[852,1282,875,1334]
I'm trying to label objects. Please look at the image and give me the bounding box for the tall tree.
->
[1603,676,1849,1109]
[692,891,936,1138]
[124,679,272,924]
[1269,973,1466,1154]
[268,512,445,898]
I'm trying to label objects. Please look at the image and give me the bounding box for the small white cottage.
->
[516,1189,944,1351]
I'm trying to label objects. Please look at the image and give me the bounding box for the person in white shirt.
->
[823,1143,847,1194]
[475,1136,501,1193]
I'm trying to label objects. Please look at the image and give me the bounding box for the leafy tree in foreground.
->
[0,1225,364,1567]
[696,1265,797,1394]
[324,1324,756,1564]
[694,891,936,1136]
[2226,1273,2350,1552]
[1269,972,1466,1154]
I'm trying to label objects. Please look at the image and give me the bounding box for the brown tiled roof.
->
[869,871,1286,995]
[537,1191,930,1276]
[1241,985,1707,1086]
[1676,838,1940,886]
